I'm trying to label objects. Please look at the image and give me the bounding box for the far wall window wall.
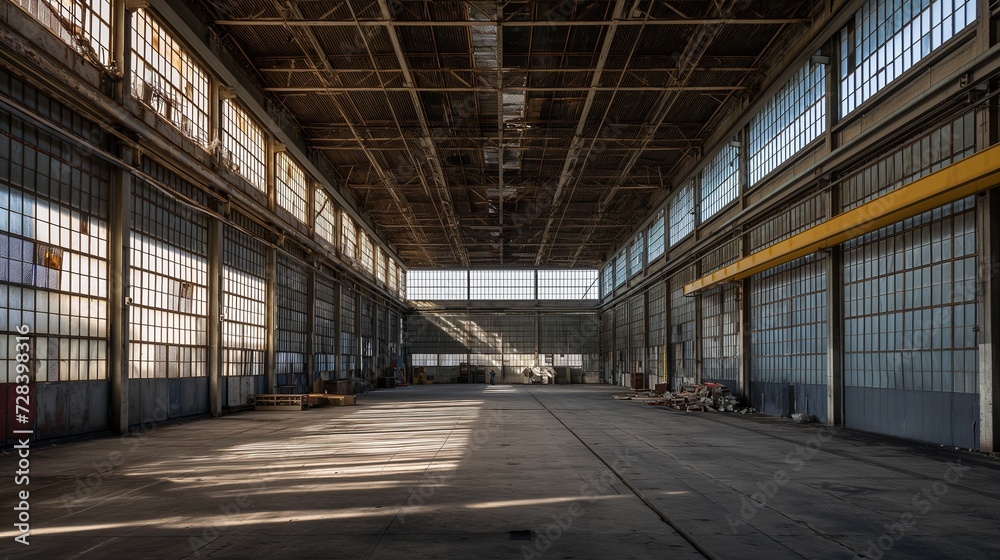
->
[407,270,599,301]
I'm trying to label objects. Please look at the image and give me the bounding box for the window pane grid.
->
[314,188,337,248]
[668,182,695,245]
[360,232,374,274]
[647,210,666,262]
[749,61,826,185]
[15,0,113,67]
[841,0,976,116]
[221,100,266,191]
[222,224,265,377]
[538,270,598,300]
[628,233,644,277]
[614,250,627,288]
[407,270,467,300]
[129,182,208,379]
[700,144,740,221]
[275,152,308,224]
[314,276,337,374]
[470,270,534,299]
[0,97,112,382]
[601,264,613,298]
[341,212,357,262]
[131,10,210,146]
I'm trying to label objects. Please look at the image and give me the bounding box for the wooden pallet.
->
[253,394,307,411]
[305,394,357,407]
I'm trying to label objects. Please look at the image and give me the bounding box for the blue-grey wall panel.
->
[34,381,108,440]
[750,381,827,421]
[128,378,208,426]
[844,387,978,448]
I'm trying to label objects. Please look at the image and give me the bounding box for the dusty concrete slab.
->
[1,384,998,559]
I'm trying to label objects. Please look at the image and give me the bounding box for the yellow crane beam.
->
[685,143,1000,295]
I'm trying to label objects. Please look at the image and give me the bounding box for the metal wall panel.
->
[0,70,111,441]
[275,254,308,392]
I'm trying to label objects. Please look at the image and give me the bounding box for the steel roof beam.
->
[264,85,746,92]
[214,18,810,27]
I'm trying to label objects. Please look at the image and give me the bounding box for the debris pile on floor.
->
[614,382,756,414]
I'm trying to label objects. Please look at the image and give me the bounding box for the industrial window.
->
[749,61,826,185]
[470,270,534,299]
[359,296,374,373]
[340,286,357,375]
[601,264,613,298]
[700,144,739,221]
[412,354,437,367]
[647,210,666,263]
[701,285,739,384]
[275,255,308,390]
[668,182,695,246]
[314,188,337,248]
[398,269,406,299]
[843,199,977,393]
[389,260,399,294]
[375,247,386,285]
[842,113,976,210]
[131,10,210,146]
[129,181,208,379]
[613,249,627,289]
[614,303,627,377]
[670,268,697,383]
[222,223,266,377]
[0,103,112,382]
[628,233,644,277]
[360,231,374,274]
[841,0,976,116]
[341,212,357,261]
[407,270,467,300]
[749,195,824,251]
[749,256,827,387]
[314,275,337,375]
[14,0,112,67]
[275,152,308,224]
[537,270,598,300]
[221,100,266,192]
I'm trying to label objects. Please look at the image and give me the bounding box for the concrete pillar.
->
[206,212,223,416]
[978,189,1000,452]
[978,19,999,452]
[109,147,132,434]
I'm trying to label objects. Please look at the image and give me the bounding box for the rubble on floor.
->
[614,382,756,414]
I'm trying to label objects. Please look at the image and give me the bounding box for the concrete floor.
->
[2,385,999,560]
